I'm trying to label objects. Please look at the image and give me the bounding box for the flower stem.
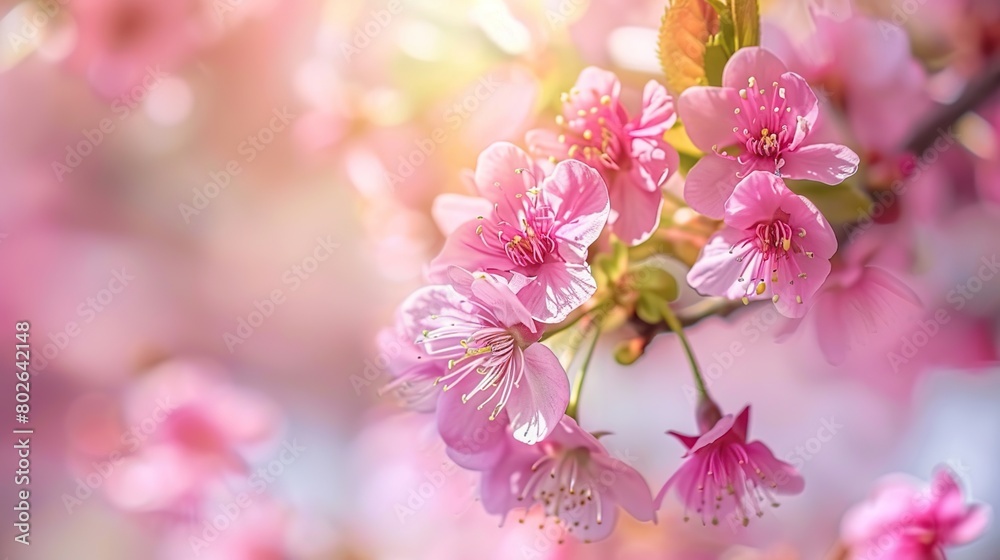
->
[539,309,589,342]
[659,300,710,401]
[566,320,601,421]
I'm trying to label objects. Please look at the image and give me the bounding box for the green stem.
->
[659,300,710,400]
[539,309,589,342]
[565,320,601,421]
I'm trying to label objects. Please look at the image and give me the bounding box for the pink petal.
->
[427,220,514,282]
[744,440,804,494]
[724,171,794,230]
[665,430,700,450]
[473,142,545,207]
[478,441,536,515]
[677,86,743,152]
[683,155,744,219]
[525,128,569,160]
[517,262,597,323]
[505,344,569,444]
[629,135,679,192]
[593,454,656,522]
[722,47,790,90]
[777,72,820,131]
[431,193,493,236]
[462,271,537,330]
[813,291,852,365]
[772,253,832,318]
[544,159,611,260]
[630,80,676,137]
[608,170,664,246]
[686,228,752,299]
[399,285,472,334]
[944,504,991,545]
[688,413,738,454]
[781,143,860,185]
[784,193,838,259]
[436,387,507,470]
[572,495,620,542]
[575,66,621,105]
[732,405,750,441]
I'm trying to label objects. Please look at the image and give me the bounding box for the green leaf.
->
[704,42,728,86]
[787,179,871,225]
[730,0,760,49]
[657,0,720,96]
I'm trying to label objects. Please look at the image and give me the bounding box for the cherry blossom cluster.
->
[380,43,991,554]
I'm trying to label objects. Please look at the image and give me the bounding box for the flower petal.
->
[677,86,743,152]
[608,169,665,246]
[505,344,569,444]
[516,262,597,323]
[431,194,493,236]
[744,440,805,495]
[778,72,820,130]
[722,47,790,90]
[473,142,545,210]
[724,171,795,230]
[683,155,744,219]
[427,219,515,282]
[544,159,611,260]
[630,80,676,137]
[593,454,656,522]
[525,128,568,160]
[781,143,860,185]
[437,387,507,470]
[687,228,754,299]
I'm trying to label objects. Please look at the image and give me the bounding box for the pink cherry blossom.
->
[687,171,837,318]
[401,268,569,463]
[678,47,860,218]
[764,14,930,157]
[525,67,679,245]
[429,142,610,323]
[840,468,991,559]
[656,405,804,527]
[102,359,282,516]
[479,415,655,543]
[776,233,922,365]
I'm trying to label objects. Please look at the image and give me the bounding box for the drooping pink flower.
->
[400,268,569,464]
[479,415,655,543]
[840,468,991,559]
[656,405,804,527]
[525,68,679,245]
[677,47,859,218]
[429,142,610,323]
[687,171,837,318]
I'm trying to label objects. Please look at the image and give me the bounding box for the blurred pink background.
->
[0,0,998,558]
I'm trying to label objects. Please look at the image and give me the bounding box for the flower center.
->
[516,445,602,541]
[729,213,811,305]
[553,90,627,170]
[421,317,527,420]
[479,179,559,269]
[719,76,808,174]
[503,225,556,267]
